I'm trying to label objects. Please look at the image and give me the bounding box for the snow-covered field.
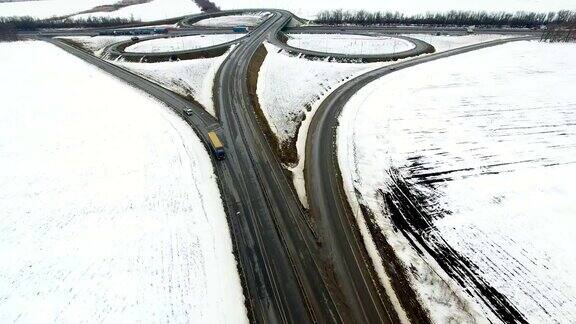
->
[56,35,132,56]
[0,0,118,19]
[214,0,575,19]
[256,42,386,204]
[405,34,520,52]
[71,0,200,21]
[286,33,415,55]
[338,40,576,323]
[0,0,201,20]
[194,12,270,27]
[125,34,242,53]
[0,41,247,323]
[116,48,232,116]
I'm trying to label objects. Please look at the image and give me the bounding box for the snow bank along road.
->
[28,8,544,324]
[0,40,245,323]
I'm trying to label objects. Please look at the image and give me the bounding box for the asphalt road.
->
[39,11,540,324]
[214,11,345,323]
[305,34,537,324]
[46,11,348,324]
[270,32,435,62]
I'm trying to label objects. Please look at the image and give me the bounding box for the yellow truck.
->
[208,131,226,160]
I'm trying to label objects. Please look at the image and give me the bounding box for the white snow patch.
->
[0,40,247,324]
[71,0,200,21]
[194,12,271,27]
[125,34,242,53]
[115,48,233,116]
[337,40,576,323]
[287,33,415,55]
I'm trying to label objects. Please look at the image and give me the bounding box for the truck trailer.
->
[232,26,249,33]
[208,131,226,160]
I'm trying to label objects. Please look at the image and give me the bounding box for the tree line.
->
[0,16,139,41]
[1,16,139,30]
[315,9,576,28]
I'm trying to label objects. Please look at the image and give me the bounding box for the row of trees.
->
[0,16,139,31]
[542,21,576,42]
[315,9,576,28]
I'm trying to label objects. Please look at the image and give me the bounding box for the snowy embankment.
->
[71,0,201,21]
[405,33,519,52]
[115,48,233,116]
[0,41,247,324]
[194,12,271,27]
[57,35,231,116]
[337,40,576,323]
[125,34,242,53]
[56,35,133,56]
[286,33,415,55]
[256,42,387,205]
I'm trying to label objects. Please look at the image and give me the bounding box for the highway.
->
[37,11,541,323]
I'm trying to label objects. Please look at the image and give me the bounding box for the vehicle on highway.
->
[208,131,225,160]
[183,108,193,116]
[233,26,249,33]
[98,30,115,36]
[98,28,170,36]
[153,27,169,34]
[131,36,140,41]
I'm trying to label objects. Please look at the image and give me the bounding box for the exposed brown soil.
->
[247,44,301,165]
[321,159,432,323]
[359,201,432,323]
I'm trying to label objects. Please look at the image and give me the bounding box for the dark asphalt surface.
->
[215,11,345,323]
[38,11,541,324]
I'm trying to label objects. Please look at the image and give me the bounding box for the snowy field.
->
[214,0,575,19]
[116,48,232,116]
[0,0,201,20]
[287,34,415,55]
[338,40,576,323]
[71,0,200,21]
[194,13,270,27]
[57,35,132,56]
[125,34,242,53]
[256,42,386,205]
[405,34,520,52]
[0,0,118,19]
[0,41,247,323]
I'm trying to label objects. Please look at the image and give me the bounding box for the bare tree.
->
[315,9,576,29]
[193,0,219,13]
